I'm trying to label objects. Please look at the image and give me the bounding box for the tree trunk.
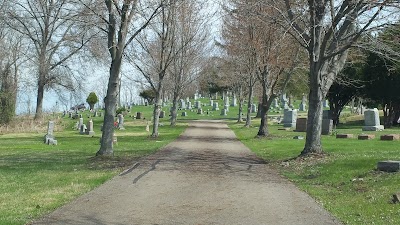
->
[237,99,244,123]
[170,91,179,126]
[301,76,324,155]
[245,84,253,127]
[151,84,163,138]
[34,75,45,120]
[257,100,269,136]
[255,102,262,118]
[97,57,122,156]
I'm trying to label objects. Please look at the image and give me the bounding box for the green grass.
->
[3,99,399,225]
[0,107,186,225]
[230,120,400,225]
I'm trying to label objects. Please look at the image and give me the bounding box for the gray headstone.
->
[159,111,165,118]
[80,124,87,135]
[78,118,84,130]
[231,96,237,107]
[195,101,201,109]
[117,114,125,130]
[197,108,203,115]
[377,161,400,172]
[212,102,219,111]
[181,112,187,117]
[187,102,192,110]
[272,98,279,108]
[224,97,229,106]
[220,109,227,116]
[362,108,384,131]
[295,118,307,132]
[323,110,332,120]
[323,100,329,108]
[44,121,57,145]
[299,102,307,111]
[283,109,297,128]
[251,104,257,113]
[224,104,229,112]
[87,120,95,136]
[210,100,214,107]
[136,112,142,119]
[321,119,333,135]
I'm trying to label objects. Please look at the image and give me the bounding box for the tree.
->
[279,0,399,155]
[139,89,156,104]
[86,92,98,110]
[80,0,161,156]
[8,0,95,119]
[362,51,400,128]
[327,60,364,126]
[168,0,209,126]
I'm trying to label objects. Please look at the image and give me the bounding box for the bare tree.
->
[168,0,209,126]
[7,0,96,119]
[273,0,400,155]
[80,0,162,155]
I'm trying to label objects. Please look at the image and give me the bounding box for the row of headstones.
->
[282,108,385,135]
[64,111,103,119]
[270,94,329,112]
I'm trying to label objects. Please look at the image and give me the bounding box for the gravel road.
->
[32,120,341,225]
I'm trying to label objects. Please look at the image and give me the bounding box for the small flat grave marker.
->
[377,161,400,172]
[380,134,399,141]
[336,134,353,139]
[358,134,375,140]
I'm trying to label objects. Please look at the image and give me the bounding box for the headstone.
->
[251,104,257,113]
[362,108,384,131]
[197,108,203,115]
[195,101,201,109]
[69,112,73,118]
[281,99,288,110]
[179,99,186,109]
[78,118,84,130]
[321,119,333,135]
[159,111,165,118]
[336,134,353,139]
[224,104,229,112]
[283,109,297,128]
[194,93,198,100]
[323,110,332,120]
[136,112,142,119]
[210,100,214,107]
[186,97,190,103]
[117,114,125,130]
[79,114,83,118]
[323,100,329,108]
[272,98,279,108]
[380,134,399,141]
[224,97,229,106]
[295,118,307,132]
[181,112,187,117]
[212,102,219,111]
[293,136,304,140]
[87,120,95,136]
[358,134,375,140]
[231,96,237,107]
[44,121,57,145]
[93,111,98,117]
[299,102,307,111]
[220,109,227,116]
[187,102,192,110]
[377,161,400,172]
[80,124,87,135]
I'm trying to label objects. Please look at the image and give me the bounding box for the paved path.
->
[33,120,341,225]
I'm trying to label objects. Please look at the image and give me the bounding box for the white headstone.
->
[117,114,125,130]
[231,96,237,107]
[212,102,219,111]
[362,108,384,131]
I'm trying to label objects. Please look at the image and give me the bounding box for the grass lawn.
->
[230,117,400,225]
[0,106,187,225]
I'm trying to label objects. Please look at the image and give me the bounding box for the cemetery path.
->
[32,120,341,225]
